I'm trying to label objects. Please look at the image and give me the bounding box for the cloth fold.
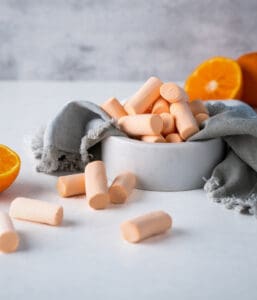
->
[31,101,123,173]
[189,100,257,216]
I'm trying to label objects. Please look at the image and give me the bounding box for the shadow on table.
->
[16,230,30,252]
[0,179,47,205]
[141,227,189,245]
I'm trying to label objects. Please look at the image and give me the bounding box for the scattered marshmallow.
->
[0,211,19,253]
[57,173,85,197]
[9,197,63,226]
[109,172,136,204]
[85,161,110,210]
[121,211,172,243]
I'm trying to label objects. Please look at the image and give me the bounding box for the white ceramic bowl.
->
[102,136,225,191]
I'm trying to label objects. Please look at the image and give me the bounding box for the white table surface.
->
[0,81,257,300]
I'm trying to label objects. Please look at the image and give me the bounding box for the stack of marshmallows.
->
[101,77,210,143]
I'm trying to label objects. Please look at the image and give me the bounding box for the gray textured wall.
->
[0,0,257,81]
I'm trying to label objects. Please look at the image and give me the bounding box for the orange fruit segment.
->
[0,145,21,193]
[185,57,243,101]
[237,52,257,107]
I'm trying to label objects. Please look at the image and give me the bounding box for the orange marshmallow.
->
[109,172,136,204]
[57,173,85,197]
[170,101,199,140]
[124,77,163,114]
[118,114,163,136]
[121,211,172,243]
[151,98,170,114]
[160,112,175,135]
[141,135,166,143]
[9,197,63,226]
[0,212,19,253]
[145,103,154,113]
[189,100,209,116]
[101,97,127,119]
[160,82,189,103]
[195,113,209,125]
[85,161,110,210]
[166,133,183,143]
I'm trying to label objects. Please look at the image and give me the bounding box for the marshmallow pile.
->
[101,77,210,143]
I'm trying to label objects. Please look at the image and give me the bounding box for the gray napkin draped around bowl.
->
[189,100,257,216]
[31,101,124,173]
[32,99,257,217]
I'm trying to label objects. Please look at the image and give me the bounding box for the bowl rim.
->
[104,135,221,148]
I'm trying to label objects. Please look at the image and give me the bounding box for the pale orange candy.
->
[101,97,127,119]
[189,100,209,116]
[141,135,166,143]
[195,113,209,125]
[9,197,63,226]
[151,98,170,114]
[160,82,189,103]
[57,173,85,197]
[160,112,175,135]
[85,161,110,210]
[109,172,136,204]
[118,114,163,136]
[124,77,163,114]
[145,103,154,113]
[165,133,183,143]
[0,212,19,253]
[121,211,172,243]
[170,101,199,140]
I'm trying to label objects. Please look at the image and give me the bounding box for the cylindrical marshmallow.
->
[141,135,166,143]
[160,82,189,103]
[151,98,170,114]
[85,161,110,209]
[195,113,209,125]
[109,172,136,204]
[160,113,176,135]
[118,114,163,136]
[170,101,199,140]
[124,77,163,114]
[101,97,127,119]
[121,211,172,243]
[189,100,209,116]
[57,173,85,197]
[9,197,63,226]
[0,212,19,253]
[166,133,183,143]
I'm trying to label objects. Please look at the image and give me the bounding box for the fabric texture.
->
[31,101,123,173]
[189,100,257,216]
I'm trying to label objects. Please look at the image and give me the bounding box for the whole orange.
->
[237,52,257,107]
[0,145,21,193]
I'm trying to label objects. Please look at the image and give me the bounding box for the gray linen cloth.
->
[189,100,257,216]
[31,101,123,173]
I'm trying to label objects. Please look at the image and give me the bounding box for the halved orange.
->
[0,145,21,193]
[185,56,243,101]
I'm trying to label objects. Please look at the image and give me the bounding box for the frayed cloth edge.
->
[204,176,257,217]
